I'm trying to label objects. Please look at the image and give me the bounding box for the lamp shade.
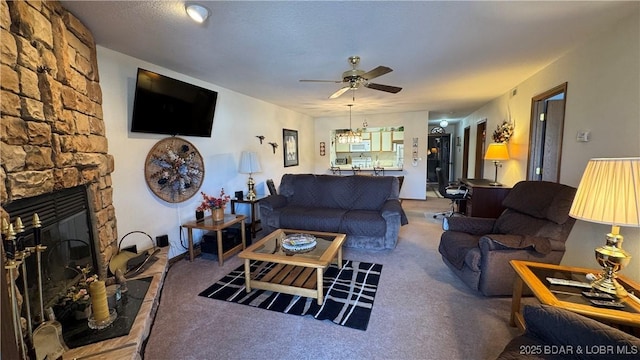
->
[238,151,262,174]
[484,143,510,161]
[569,157,640,227]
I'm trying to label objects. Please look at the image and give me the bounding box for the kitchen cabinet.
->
[392,131,404,142]
[361,132,371,140]
[335,142,349,153]
[370,132,381,152]
[381,131,393,151]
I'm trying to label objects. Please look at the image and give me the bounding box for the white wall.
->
[97,47,314,259]
[313,111,429,200]
[455,11,640,281]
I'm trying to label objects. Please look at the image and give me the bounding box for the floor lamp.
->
[239,151,262,201]
[569,157,640,298]
[484,143,510,186]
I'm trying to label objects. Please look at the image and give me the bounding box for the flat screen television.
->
[131,68,217,137]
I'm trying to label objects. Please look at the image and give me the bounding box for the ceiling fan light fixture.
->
[186,4,209,23]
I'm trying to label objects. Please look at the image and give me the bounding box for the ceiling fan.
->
[300,56,402,99]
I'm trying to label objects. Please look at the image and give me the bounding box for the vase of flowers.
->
[197,189,230,222]
[492,120,515,143]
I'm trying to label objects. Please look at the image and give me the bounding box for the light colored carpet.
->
[144,199,522,360]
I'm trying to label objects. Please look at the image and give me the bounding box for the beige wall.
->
[97,47,314,258]
[454,10,640,281]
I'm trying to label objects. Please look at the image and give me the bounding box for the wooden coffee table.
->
[510,260,640,330]
[238,228,346,305]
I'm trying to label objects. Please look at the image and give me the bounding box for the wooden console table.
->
[458,178,511,218]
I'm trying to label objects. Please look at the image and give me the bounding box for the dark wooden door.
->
[474,121,487,178]
[463,126,470,178]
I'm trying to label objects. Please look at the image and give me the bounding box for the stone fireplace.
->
[1,0,118,278]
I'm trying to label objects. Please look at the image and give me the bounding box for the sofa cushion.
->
[523,304,640,360]
[339,210,386,237]
[279,206,346,233]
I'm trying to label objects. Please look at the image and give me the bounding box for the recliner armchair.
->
[438,181,577,296]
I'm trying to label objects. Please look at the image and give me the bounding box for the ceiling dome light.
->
[439,120,449,128]
[186,4,209,23]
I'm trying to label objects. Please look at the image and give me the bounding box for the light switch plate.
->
[576,130,590,142]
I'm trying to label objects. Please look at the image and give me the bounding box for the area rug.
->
[198,260,382,331]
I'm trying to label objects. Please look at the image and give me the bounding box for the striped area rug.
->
[198,260,382,331]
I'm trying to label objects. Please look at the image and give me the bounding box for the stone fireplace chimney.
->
[1,0,117,277]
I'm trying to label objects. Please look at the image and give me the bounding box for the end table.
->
[181,214,246,265]
[230,195,266,239]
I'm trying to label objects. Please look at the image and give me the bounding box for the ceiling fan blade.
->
[299,79,343,83]
[362,66,392,80]
[329,86,351,99]
[365,83,402,94]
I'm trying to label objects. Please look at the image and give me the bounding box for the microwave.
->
[350,141,371,152]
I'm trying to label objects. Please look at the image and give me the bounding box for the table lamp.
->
[484,143,510,186]
[239,151,262,201]
[569,157,640,298]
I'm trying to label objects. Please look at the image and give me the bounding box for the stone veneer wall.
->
[0,0,116,277]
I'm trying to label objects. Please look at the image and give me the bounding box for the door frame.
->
[526,82,568,182]
[474,120,487,179]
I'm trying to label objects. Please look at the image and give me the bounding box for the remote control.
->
[546,277,592,288]
[590,299,625,309]
[582,291,615,300]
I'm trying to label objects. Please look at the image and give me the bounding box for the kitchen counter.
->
[329,166,404,172]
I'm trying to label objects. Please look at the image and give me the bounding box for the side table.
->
[181,214,246,265]
[509,260,640,330]
[230,195,266,239]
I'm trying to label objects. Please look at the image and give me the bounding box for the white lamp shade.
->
[569,157,640,227]
[239,151,262,174]
[484,143,510,161]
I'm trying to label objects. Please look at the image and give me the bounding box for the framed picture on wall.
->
[283,128,299,167]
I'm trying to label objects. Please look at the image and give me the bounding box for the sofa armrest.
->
[479,234,552,255]
[381,200,408,225]
[259,194,287,211]
[523,304,640,360]
[443,216,495,234]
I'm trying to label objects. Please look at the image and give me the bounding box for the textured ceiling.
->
[60,1,636,122]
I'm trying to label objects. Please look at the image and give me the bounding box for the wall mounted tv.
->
[131,68,218,137]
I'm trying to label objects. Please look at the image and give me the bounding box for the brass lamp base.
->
[591,226,631,298]
[591,272,628,298]
[247,175,256,201]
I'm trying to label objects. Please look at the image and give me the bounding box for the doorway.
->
[462,126,470,178]
[474,120,487,178]
[427,133,452,183]
[527,83,567,182]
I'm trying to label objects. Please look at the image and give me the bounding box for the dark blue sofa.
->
[259,174,407,250]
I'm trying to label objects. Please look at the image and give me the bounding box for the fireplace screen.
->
[4,186,97,324]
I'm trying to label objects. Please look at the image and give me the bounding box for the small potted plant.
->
[197,189,230,222]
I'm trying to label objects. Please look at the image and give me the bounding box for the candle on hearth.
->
[89,280,110,322]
